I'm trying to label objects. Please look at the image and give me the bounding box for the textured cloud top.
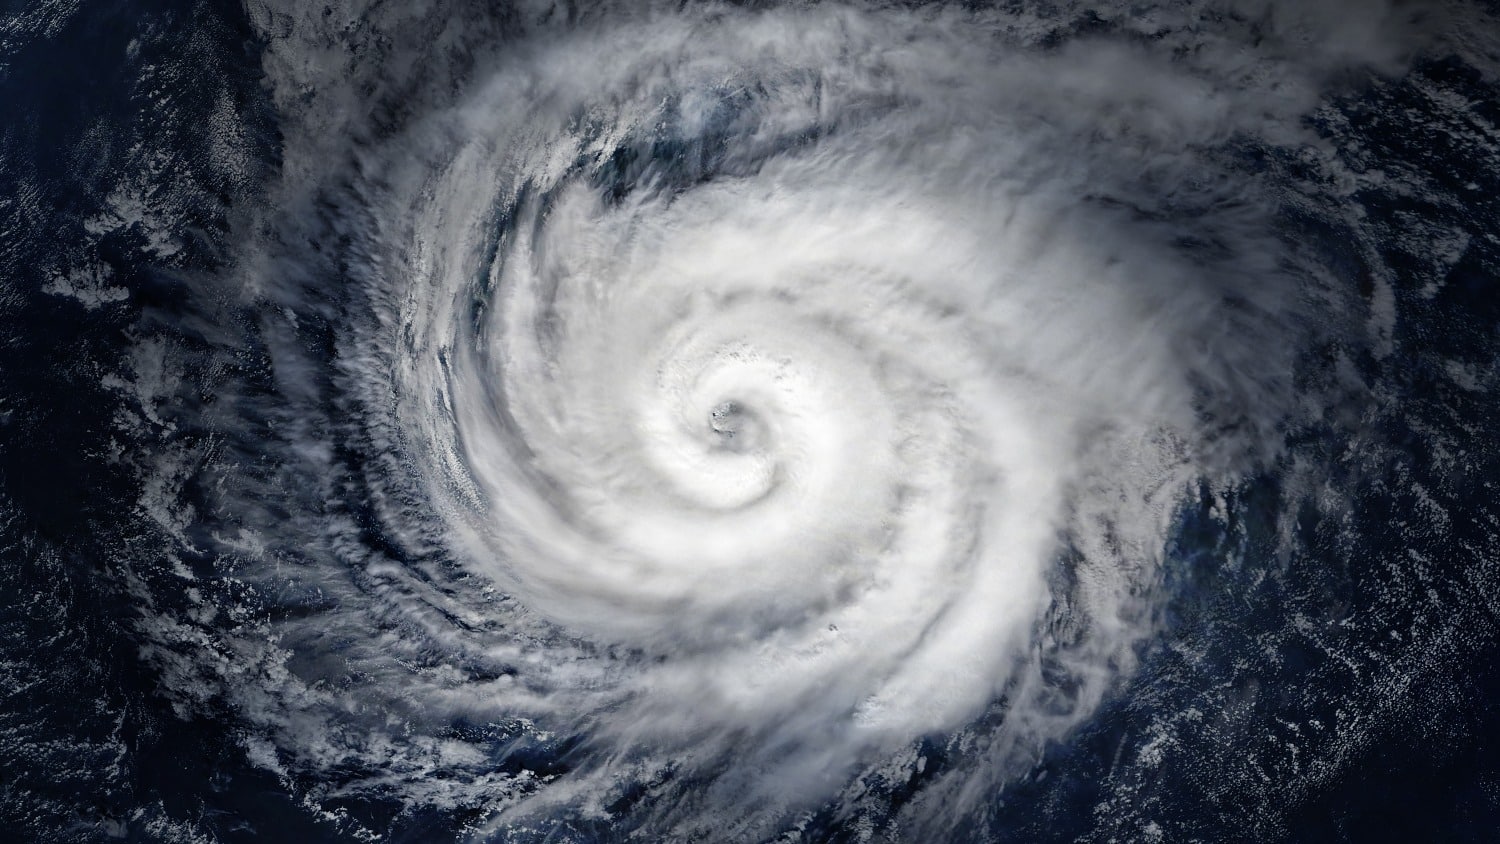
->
[17,0,1486,841]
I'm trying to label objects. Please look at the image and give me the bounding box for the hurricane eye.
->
[709,400,742,437]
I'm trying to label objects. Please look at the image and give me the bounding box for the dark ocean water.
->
[3,2,1500,842]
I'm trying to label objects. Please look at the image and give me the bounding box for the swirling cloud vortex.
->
[219,0,1348,837]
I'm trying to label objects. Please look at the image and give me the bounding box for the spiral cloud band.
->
[100,0,1485,840]
[365,3,1211,778]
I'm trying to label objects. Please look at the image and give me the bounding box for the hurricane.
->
[4,1,1500,842]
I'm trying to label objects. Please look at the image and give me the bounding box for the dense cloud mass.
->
[4,1,1500,842]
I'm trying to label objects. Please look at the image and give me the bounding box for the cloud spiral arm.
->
[126,1,1467,839]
